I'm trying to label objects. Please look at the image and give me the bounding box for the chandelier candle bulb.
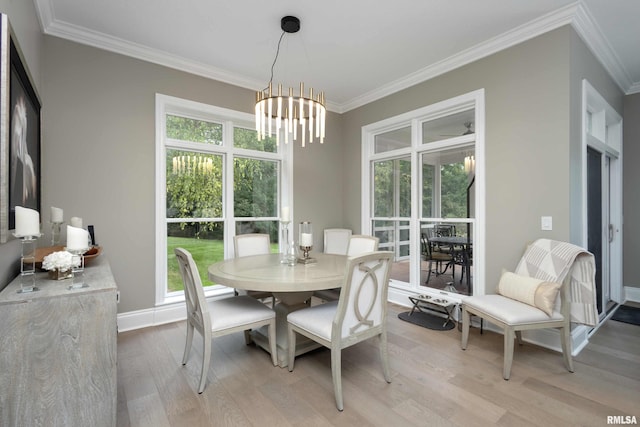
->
[15,206,40,237]
[67,225,89,250]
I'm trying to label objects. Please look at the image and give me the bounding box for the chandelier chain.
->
[263,31,286,93]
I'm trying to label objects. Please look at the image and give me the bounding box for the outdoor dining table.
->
[429,235,473,288]
[208,252,348,367]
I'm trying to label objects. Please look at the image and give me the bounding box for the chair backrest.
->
[174,248,211,333]
[334,251,393,343]
[324,228,352,255]
[434,224,456,237]
[347,235,379,256]
[234,233,271,258]
[420,233,432,258]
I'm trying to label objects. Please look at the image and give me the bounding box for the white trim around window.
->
[155,94,292,306]
[361,89,485,305]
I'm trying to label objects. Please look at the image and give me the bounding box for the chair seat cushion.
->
[464,294,563,325]
[313,288,341,301]
[209,295,275,332]
[287,301,338,340]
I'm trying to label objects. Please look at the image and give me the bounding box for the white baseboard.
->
[117,289,236,332]
[117,302,187,332]
[624,285,640,303]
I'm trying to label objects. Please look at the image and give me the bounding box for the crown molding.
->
[338,2,581,112]
[35,0,637,114]
[627,82,640,95]
[571,2,633,95]
[34,1,266,92]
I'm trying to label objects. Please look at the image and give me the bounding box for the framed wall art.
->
[0,14,42,243]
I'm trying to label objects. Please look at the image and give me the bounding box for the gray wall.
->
[1,3,636,312]
[623,93,640,289]
[40,36,344,313]
[343,27,578,291]
[341,25,629,293]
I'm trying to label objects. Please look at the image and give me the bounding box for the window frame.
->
[361,89,485,298]
[155,94,292,306]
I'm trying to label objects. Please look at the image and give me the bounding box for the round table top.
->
[207,252,348,292]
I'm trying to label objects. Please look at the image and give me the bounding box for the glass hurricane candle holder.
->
[297,221,316,264]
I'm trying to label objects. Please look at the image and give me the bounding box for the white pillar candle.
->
[15,206,40,237]
[67,225,89,250]
[281,206,290,222]
[70,217,83,228]
[51,207,64,223]
[300,233,313,247]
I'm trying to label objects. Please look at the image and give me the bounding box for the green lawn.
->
[166,236,278,292]
[167,237,224,292]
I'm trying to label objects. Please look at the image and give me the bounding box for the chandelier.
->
[172,155,214,175]
[255,16,326,147]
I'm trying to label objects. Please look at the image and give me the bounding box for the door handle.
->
[608,224,614,243]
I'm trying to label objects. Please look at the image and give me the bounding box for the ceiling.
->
[34,0,640,113]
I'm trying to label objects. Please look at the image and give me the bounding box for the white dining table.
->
[208,252,347,367]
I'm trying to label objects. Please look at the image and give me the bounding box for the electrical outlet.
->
[541,216,553,231]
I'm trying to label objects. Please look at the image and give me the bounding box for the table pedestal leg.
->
[249,291,321,367]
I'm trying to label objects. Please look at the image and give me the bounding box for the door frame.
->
[581,80,623,309]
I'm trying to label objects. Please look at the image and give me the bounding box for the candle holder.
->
[297,221,316,264]
[280,221,297,266]
[13,233,42,293]
[65,247,89,290]
[50,221,64,246]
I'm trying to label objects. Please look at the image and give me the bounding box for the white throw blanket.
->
[515,239,599,326]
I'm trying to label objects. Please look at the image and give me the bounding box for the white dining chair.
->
[233,233,276,308]
[323,228,352,255]
[347,234,379,256]
[174,248,277,393]
[287,251,393,411]
[315,234,380,303]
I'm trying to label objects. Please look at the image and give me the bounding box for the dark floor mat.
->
[398,311,455,331]
[611,305,640,326]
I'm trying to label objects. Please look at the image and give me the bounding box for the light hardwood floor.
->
[117,303,640,426]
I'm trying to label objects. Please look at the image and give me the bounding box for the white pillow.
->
[497,271,561,316]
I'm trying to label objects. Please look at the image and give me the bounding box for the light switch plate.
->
[541,216,553,231]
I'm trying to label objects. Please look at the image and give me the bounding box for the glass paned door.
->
[420,146,475,295]
[372,157,411,280]
[362,90,482,300]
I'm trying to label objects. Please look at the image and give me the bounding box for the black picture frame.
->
[0,14,41,243]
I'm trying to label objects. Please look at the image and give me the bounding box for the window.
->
[362,90,484,300]
[156,95,291,305]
